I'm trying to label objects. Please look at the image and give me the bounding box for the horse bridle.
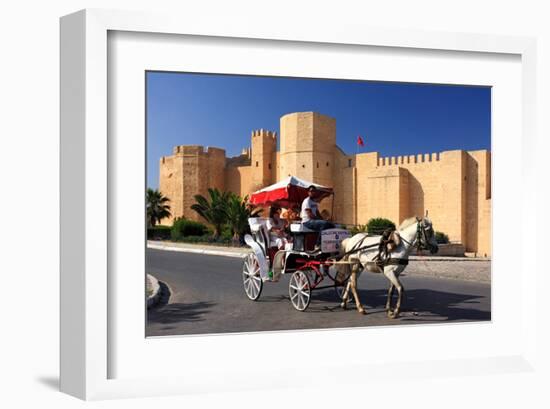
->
[399,219,438,253]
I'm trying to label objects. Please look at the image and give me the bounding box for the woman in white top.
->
[267,206,290,249]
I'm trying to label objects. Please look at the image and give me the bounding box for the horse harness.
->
[340,227,412,269]
[372,228,409,267]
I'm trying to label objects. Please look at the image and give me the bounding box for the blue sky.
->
[146,71,491,189]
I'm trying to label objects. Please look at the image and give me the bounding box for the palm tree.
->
[146,188,171,227]
[226,193,262,244]
[190,188,230,238]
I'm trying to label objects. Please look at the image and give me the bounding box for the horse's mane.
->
[398,216,418,230]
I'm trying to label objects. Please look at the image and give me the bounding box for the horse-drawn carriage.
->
[242,176,440,316]
[242,176,351,311]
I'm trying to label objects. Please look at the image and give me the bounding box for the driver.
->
[300,185,334,248]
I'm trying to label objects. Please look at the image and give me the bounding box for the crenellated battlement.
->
[377,152,440,166]
[251,129,277,140]
[172,145,226,157]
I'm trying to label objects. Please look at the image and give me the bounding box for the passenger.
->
[267,206,290,249]
[282,206,300,224]
[300,185,334,248]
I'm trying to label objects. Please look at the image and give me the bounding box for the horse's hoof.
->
[388,311,400,319]
[340,303,347,310]
[358,309,366,315]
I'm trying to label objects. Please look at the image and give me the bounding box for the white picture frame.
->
[60,8,539,401]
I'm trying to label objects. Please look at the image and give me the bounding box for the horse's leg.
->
[338,261,351,309]
[384,267,403,318]
[340,281,351,309]
[349,265,365,314]
[385,284,394,312]
[394,278,405,318]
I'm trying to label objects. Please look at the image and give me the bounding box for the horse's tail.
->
[335,238,351,283]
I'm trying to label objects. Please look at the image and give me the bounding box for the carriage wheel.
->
[243,253,263,301]
[289,270,312,311]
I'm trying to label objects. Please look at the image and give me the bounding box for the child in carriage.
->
[267,205,291,250]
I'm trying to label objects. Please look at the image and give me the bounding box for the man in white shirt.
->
[300,185,334,246]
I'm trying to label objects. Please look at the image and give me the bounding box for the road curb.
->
[147,242,249,259]
[147,274,161,309]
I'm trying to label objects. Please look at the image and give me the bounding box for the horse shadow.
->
[311,287,491,322]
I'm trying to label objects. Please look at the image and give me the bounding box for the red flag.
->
[357,135,365,147]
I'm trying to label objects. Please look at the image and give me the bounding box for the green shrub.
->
[171,219,208,241]
[175,235,235,246]
[366,218,396,235]
[220,224,233,241]
[435,231,450,244]
[147,225,171,240]
[175,235,209,244]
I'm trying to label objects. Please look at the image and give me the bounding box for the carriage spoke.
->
[297,294,303,309]
[251,277,260,292]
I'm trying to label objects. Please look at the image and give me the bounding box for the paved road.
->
[146,249,491,336]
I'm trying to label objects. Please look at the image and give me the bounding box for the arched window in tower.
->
[348,159,352,167]
[268,163,271,170]
[302,164,305,168]
[255,161,258,167]
[326,161,330,167]
[316,162,319,168]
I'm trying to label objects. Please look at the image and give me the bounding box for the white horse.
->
[336,216,439,318]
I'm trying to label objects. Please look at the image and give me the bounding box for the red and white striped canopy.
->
[248,176,333,208]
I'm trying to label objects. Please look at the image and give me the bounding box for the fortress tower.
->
[279,112,336,188]
[158,111,491,256]
[250,129,277,190]
[159,145,225,224]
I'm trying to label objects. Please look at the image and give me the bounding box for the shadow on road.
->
[148,301,216,325]
[282,287,491,321]
[148,282,216,325]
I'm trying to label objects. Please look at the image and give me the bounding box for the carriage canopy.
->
[248,176,333,208]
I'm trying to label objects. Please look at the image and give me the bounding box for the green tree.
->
[366,218,396,235]
[226,193,262,243]
[190,188,230,238]
[146,188,171,227]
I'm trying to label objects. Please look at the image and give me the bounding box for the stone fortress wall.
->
[159,111,491,256]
